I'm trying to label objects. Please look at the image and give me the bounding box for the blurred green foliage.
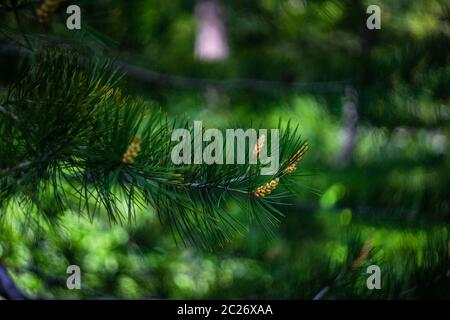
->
[0,0,449,299]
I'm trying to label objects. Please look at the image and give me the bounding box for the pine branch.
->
[0,49,309,247]
[0,141,65,176]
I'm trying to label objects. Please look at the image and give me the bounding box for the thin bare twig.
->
[0,41,350,93]
[0,103,19,121]
[0,264,28,300]
[312,272,344,300]
[114,60,349,93]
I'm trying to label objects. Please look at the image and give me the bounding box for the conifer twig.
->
[0,49,307,247]
[0,141,67,176]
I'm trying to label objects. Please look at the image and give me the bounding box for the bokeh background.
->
[0,0,449,299]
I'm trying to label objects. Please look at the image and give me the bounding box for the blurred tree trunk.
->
[194,0,229,61]
[337,86,359,166]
